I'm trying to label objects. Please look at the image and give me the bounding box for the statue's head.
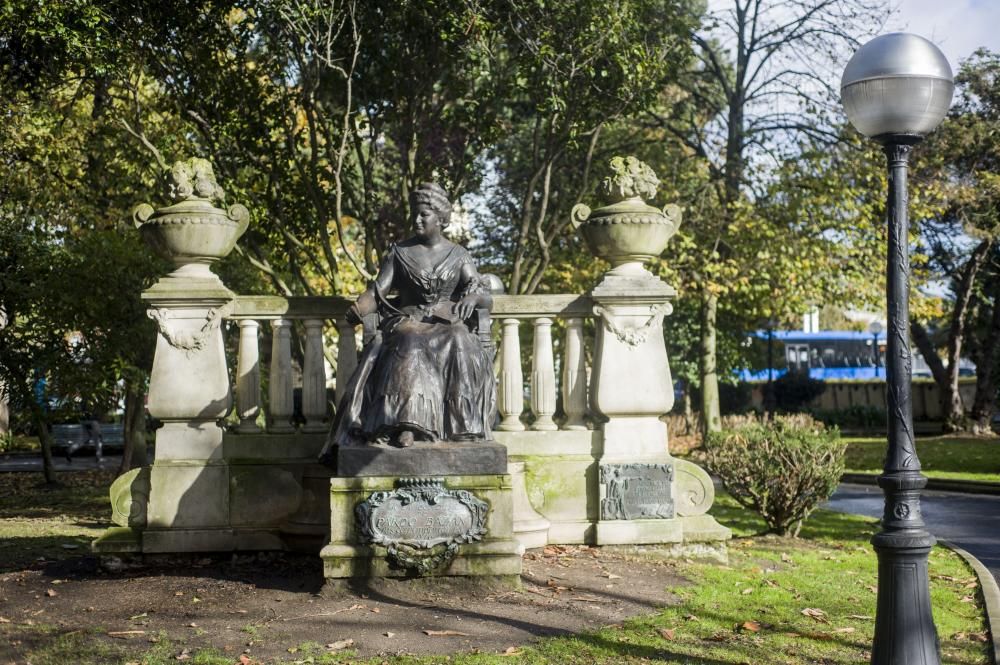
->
[410,183,452,234]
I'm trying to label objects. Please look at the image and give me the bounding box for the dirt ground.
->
[0,545,690,662]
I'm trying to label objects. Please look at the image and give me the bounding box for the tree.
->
[652,0,887,433]
[0,0,169,477]
[910,49,1000,433]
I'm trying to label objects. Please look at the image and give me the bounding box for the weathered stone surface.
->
[337,441,507,477]
[600,463,675,520]
[509,461,549,550]
[148,464,230,529]
[324,474,522,579]
[674,459,716,517]
[110,467,150,528]
[230,466,302,526]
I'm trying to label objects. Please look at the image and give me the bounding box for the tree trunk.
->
[700,291,721,435]
[910,318,964,432]
[119,381,148,475]
[682,385,695,436]
[30,405,57,485]
[970,286,1000,436]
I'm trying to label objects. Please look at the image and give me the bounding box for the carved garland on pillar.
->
[593,303,672,348]
[147,302,233,355]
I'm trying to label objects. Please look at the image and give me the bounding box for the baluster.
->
[498,318,525,431]
[235,319,262,433]
[334,318,359,408]
[268,318,295,433]
[561,317,588,430]
[301,319,328,433]
[531,317,558,431]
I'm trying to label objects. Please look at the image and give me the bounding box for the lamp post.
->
[869,320,884,378]
[841,33,953,665]
[764,318,779,419]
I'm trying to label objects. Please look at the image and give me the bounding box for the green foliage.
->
[772,372,826,413]
[705,416,846,537]
[813,404,886,431]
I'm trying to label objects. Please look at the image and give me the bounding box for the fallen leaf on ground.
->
[108,631,146,638]
[174,591,183,596]
[780,553,793,563]
[187,623,198,628]
[684,614,700,622]
[326,639,354,651]
[847,615,873,620]
[502,646,522,655]
[384,631,395,638]
[175,648,191,661]
[0,618,9,623]
[740,621,761,633]
[424,630,469,637]
[129,613,148,620]
[239,655,252,665]
[833,627,855,634]
[658,628,675,640]
[960,595,975,603]
[801,608,829,623]
[44,589,57,597]
[603,572,621,579]
[740,588,753,595]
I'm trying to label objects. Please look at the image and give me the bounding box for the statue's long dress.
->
[328,243,496,447]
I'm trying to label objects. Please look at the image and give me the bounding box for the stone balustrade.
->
[224,294,596,435]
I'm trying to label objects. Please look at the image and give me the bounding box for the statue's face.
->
[412,202,443,240]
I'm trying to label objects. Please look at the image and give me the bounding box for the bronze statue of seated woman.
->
[323,183,497,451]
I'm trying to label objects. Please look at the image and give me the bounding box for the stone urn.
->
[133,157,250,280]
[571,156,681,275]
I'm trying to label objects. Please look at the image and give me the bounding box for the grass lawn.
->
[0,472,992,664]
[844,435,1000,483]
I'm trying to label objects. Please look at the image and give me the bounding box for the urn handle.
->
[662,203,682,235]
[228,203,251,239]
[132,203,154,229]
[570,203,591,230]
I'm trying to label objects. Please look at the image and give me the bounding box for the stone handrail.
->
[223,293,596,435]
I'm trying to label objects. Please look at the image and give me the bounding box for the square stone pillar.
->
[139,274,236,552]
[589,269,729,548]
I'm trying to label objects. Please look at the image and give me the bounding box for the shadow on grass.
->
[710,493,880,544]
[0,469,113,520]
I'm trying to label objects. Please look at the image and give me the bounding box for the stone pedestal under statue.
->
[320,443,522,583]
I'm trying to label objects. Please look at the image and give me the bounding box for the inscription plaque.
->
[355,478,489,574]
[600,463,675,520]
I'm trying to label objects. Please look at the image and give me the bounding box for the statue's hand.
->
[346,303,363,326]
[453,295,479,322]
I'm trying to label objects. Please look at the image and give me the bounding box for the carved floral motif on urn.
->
[571,156,682,277]
[133,157,250,281]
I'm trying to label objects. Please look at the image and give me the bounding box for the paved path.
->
[827,483,1000,583]
[0,453,123,473]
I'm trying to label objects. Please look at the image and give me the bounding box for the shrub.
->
[773,371,826,411]
[705,416,846,537]
[813,404,886,431]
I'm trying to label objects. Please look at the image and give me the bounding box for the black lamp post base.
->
[871,542,940,664]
